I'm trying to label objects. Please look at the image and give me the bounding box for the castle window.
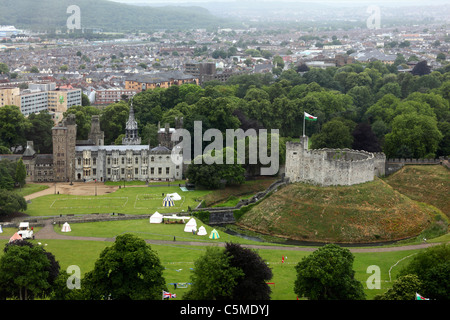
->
[121,168,125,174]
[151,157,154,162]
[135,168,138,174]
[151,168,154,174]
[93,169,96,175]
[107,168,111,175]
[127,158,132,165]
[135,157,138,164]
[122,158,125,165]
[107,158,110,165]
[166,167,170,174]
[93,157,96,165]
[158,168,162,174]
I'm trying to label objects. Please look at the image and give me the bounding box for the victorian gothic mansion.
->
[22,105,183,183]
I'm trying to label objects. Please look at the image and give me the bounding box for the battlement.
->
[285,137,386,186]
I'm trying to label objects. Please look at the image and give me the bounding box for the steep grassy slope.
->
[237,178,440,243]
[384,165,450,218]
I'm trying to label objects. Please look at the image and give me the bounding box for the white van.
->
[18,222,34,239]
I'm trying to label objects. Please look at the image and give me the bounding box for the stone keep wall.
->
[285,136,385,186]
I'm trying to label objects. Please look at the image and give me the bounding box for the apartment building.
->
[0,82,82,119]
[125,71,198,92]
[94,88,137,105]
[0,86,20,107]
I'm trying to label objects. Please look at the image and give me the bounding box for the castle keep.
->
[285,136,386,186]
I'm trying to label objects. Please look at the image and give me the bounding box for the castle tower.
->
[52,114,77,182]
[88,115,104,146]
[122,102,141,145]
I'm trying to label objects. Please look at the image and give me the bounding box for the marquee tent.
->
[184,218,197,232]
[209,229,220,240]
[197,226,207,236]
[61,222,71,232]
[0,225,2,233]
[163,196,174,207]
[9,232,22,243]
[150,211,163,224]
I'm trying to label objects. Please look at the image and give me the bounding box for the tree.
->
[0,189,27,216]
[374,274,423,300]
[25,111,54,154]
[224,242,273,300]
[99,102,130,145]
[30,66,39,73]
[3,240,60,299]
[64,105,101,141]
[398,244,450,300]
[81,234,166,300]
[0,63,9,75]
[310,118,355,149]
[411,60,431,76]
[294,244,366,300]
[184,246,244,300]
[185,148,245,189]
[0,105,30,150]
[81,93,91,106]
[15,158,27,188]
[383,112,442,159]
[0,242,52,300]
[351,123,381,152]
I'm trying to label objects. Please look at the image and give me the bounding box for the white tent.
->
[0,224,2,233]
[61,222,71,232]
[184,218,197,232]
[197,226,207,236]
[150,211,163,224]
[167,193,182,201]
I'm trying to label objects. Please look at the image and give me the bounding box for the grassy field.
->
[24,179,277,217]
[2,168,447,300]
[384,165,450,218]
[13,183,49,197]
[0,231,429,300]
[237,178,444,243]
[25,186,211,216]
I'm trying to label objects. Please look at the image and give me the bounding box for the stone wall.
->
[285,136,384,186]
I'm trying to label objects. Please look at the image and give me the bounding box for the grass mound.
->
[384,165,450,218]
[237,178,440,243]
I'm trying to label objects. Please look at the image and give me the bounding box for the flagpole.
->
[303,112,305,137]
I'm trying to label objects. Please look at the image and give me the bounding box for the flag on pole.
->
[304,112,317,121]
[415,293,429,300]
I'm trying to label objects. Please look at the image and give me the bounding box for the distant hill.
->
[0,0,231,32]
[237,178,442,244]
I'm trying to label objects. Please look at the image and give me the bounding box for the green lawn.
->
[25,186,211,216]
[0,234,424,300]
[13,183,49,197]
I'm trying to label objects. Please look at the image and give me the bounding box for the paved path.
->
[1,219,442,254]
